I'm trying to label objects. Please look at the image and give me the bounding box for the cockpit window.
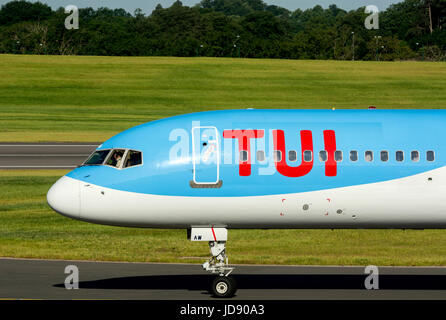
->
[83,148,142,169]
[106,149,126,168]
[124,150,142,168]
[84,150,110,165]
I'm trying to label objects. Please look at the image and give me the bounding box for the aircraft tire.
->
[211,276,237,298]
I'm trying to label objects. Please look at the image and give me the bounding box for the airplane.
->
[47,108,446,297]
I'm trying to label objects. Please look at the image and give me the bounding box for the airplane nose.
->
[47,176,80,219]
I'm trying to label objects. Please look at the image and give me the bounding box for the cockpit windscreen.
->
[83,149,110,165]
[82,149,142,168]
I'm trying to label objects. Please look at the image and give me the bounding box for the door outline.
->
[192,126,220,185]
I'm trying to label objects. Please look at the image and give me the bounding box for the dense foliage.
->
[0,0,444,60]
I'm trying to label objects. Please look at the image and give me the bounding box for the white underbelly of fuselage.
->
[75,166,446,229]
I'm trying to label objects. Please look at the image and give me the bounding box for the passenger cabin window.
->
[303,150,312,162]
[240,150,248,162]
[274,150,282,162]
[256,150,265,162]
[334,151,342,162]
[84,149,110,165]
[124,150,142,168]
[350,151,358,162]
[411,151,420,162]
[365,151,373,162]
[427,150,435,162]
[396,151,404,162]
[319,150,327,162]
[381,151,389,162]
[106,149,126,168]
[289,150,297,162]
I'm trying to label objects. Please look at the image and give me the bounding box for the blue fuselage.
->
[66,109,444,197]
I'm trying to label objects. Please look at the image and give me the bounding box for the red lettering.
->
[223,129,264,176]
[323,130,337,177]
[273,130,313,177]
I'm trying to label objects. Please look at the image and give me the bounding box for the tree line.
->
[0,0,444,60]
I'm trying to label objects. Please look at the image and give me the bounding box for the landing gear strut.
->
[188,228,237,298]
[203,241,237,298]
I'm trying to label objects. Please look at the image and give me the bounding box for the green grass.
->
[2,170,446,266]
[0,54,445,142]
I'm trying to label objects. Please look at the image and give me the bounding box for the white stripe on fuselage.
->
[75,166,446,229]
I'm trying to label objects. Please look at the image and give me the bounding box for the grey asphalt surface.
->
[2,258,446,300]
[0,143,99,169]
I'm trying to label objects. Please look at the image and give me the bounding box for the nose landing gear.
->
[188,227,237,298]
[203,241,236,298]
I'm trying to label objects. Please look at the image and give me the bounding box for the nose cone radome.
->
[47,176,80,219]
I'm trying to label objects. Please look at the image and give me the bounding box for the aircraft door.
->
[192,126,221,186]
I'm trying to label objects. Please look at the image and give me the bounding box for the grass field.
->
[0,54,445,142]
[1,54,446,266]
[2,170,446,266]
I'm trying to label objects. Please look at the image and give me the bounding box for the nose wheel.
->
[211,275,237,298]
